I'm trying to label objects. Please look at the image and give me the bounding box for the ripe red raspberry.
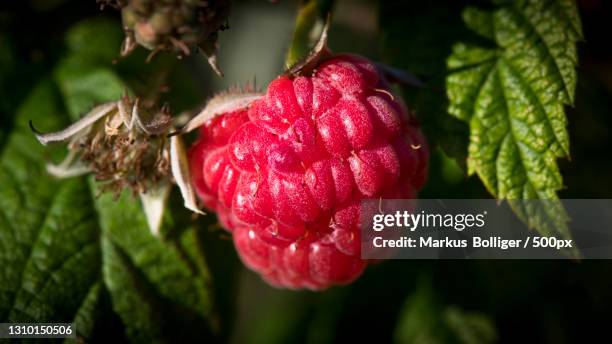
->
[189,54,428,290]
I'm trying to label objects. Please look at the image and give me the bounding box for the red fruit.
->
[188,55,429,290]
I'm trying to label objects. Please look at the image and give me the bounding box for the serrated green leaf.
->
[54,41,214,340]
[3,178,101,323]
[0,18,214,343]
[446,0,582,245]
[69,282,103,341]
[54,62,125,120]
[101,235,164,343]
[0,81,100,326]
[96,185,212,342]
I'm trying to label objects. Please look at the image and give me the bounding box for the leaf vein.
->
[509,1,571,102]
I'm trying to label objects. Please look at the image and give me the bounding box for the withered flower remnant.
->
[30,95,202,235]
[97,0,230,76]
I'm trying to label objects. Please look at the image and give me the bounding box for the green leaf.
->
[96,186,213,343]
[0,18,215,342]
[446,0,582,245]
[394,277,497,344]
[2,178,101,323]
[0,81,100,324]
[69,282,103,341]
[443,306,498,344]
[54,61,126,120]
[64,18,123,64]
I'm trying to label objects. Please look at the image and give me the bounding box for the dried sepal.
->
[46,150,90,178]
[140,182,171,236]
[284,15,331,78]
[132,101,173,135]
[207,54,223,78]
[170,135,203,215]
[96,0,126,10]
[120,33,138,56]
[30,96,206,235]
[199,34,224,77]
[116,95,133,127]
[30,102,116,145]
[180,91,263,134]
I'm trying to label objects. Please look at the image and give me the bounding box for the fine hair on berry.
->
[189,54,428,290]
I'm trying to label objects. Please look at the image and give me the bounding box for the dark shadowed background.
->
[1,0,611,343]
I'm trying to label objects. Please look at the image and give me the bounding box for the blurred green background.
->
[1,0,612,343]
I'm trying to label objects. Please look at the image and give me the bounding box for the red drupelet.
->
[189,54,428,290]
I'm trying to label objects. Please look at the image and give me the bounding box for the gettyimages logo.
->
[372,210,487,232]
